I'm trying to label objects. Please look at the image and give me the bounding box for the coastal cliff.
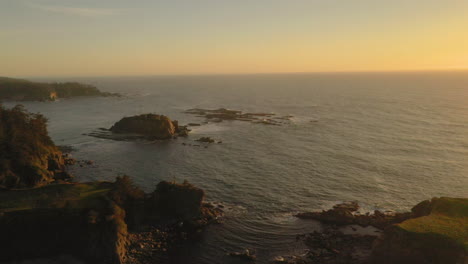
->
[0,104,71,188]
[0,178,221,264]
[0,77,118,101]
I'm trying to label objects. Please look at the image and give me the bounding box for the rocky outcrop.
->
[109,114,189,140]
[120,180,223,264]
[0,105,72,188]
[293,198,467,264]
[0,177,222,264]
[0,182,128,264]
[295,201,412,230]
[371,197,467,264]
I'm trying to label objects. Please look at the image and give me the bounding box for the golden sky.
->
[1,0,468,77]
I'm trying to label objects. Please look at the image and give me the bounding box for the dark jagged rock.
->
[119,180,223,264]
[295,201,411,229]
[0,77,120,101]
[148,181,206,220]
[109,114,190,140]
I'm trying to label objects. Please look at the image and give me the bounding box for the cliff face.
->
[0,178,221,264]
[0,105,70,188]
[371,197,468,264]
[0,182,128,263]
[0,193,128,264]
[110,114,189,140]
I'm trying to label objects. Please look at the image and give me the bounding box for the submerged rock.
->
[195,137,215,143]
[184,108,293,126]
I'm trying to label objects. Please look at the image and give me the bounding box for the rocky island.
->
[87,114,190,141]
[0,77,119,101]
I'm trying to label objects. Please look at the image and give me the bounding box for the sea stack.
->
[110,114,189,140]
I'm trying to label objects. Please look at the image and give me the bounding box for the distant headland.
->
[0,77,119,101]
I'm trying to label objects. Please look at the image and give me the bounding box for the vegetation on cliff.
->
[0,104,70,188]
[0,77,118,101]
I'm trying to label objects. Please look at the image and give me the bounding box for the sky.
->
[1,0,468,77]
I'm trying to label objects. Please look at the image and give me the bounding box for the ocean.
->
[6,72,468,263]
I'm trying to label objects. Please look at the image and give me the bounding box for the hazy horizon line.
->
[7,68,468,80]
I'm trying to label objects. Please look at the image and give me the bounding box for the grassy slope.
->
[0,182,113,212]
[397,197,468,250]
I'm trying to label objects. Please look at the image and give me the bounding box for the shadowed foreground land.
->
[0,179,222,264]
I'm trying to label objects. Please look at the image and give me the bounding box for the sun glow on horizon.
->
[1,1,468,77]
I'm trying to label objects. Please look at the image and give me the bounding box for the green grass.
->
[0,182,113,212]
[397,197,468,250]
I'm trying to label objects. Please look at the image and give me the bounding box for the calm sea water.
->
[7,72,468,263]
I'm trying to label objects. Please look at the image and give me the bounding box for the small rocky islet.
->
[86,114,190,141]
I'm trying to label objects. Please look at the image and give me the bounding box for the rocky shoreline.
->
[277,198,468,264]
